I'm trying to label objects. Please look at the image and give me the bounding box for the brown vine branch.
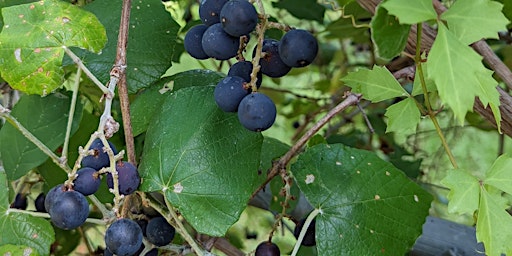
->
[115,0,136,165]
[250,93,362,199]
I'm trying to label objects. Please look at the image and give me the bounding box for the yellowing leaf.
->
[441,0,509,45]
[476,188,512,256]
[427,23,497,125]
[384,97,421,134]
[342,65,408,102]
[440,169,480,215]
[381,0,437,24]
[484,154,512,195]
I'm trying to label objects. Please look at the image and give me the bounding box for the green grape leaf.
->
[131,69,224,136]
[272,0,325,23]
[384,97,421,134]
[0,93,83,180]
[441,0,509,45]
[0,170,54,255]
[0,0,106,95]
[291,144,432,255]
[139,86,263,236]
[476,188,512,256]
[69,0,180,93]
[380,0,437,24]
[440,169,480,215]
[342,65,408,102]
[484,154,512,195]
[370,5,410,59]
[0,244,39,256]
[427,23,499,125]
[475,69,501,132]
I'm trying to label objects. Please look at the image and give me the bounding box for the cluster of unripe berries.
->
[184,0,318,132]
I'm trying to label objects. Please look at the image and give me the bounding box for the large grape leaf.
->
[476,188,512,256]
[291,144,432,255]
[381,0,437,24]
[427,23,500,125]
[440,169,480,215]
[131,69,223,136]
[0,0,106,95]
[370,5,410,59]
[342,65,408,102]
[69,0,180,93]
[0,93,83,180]
[139,86,263,236]
[0,170,54,255]
[384,97,420,134]
[441,0,509,45]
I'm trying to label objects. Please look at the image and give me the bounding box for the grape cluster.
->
[184,0,318,132]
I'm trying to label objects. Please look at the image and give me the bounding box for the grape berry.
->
[106,161,141,195]
[81,138,118,171]
[255,241,280,256]
[48,190,90,230]
[73,167,101,196]
[220,0,258,37]
[146,216,176,246]
[238,92,277,132]
[214,76,250,112]
[105,218,143,256]
[279,29,319,67]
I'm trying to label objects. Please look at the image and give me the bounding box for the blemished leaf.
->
[0,93,83,180]
[69,0,180,93]
[441,0,509,45]
[0,0,106,95]
[371,5,410,59]
[0,244,40,256]
[440,169,480,215]
[381,0,437,24]
[272,0,325,23]
[384,97,421,134]
[484,154,512,196]
[342,65,408,102]
[139,86,263,236]
[0,171,54,255]
[131,69,224,136]
[427,23,499,125]
[291,144,432,255]
[476,188,512,256]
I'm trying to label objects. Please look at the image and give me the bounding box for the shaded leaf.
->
[384,97,420,134]
[381,0,437,24]
[0,93,83,180]
[139,86,263,236]
[272,0,325,23]
[342,65,408,102]
[440,169,480,215]
[291,144,432,255]
[131,69,224,136]
[371,5,410,59]
[441,0,509,45]
[69,0,180,93]
[0,0,106,95]
[0,171,54,255]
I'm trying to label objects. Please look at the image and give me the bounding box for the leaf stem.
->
[290,208,320,256]
[415,23,458,169]
[62,46,110,94]
[62,67,82,163]
[0,104,72,173]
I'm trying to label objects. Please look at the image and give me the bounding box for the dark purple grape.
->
[199,0,228,26]
[11,193,27,210]
[45,184,65,212]
[184,24,209,60]
[81,139,118,171]
[202,23,240,60]
[73,167,101,196]
[254,39,291,78]
[228,61,262,87]
[107,161,140,195]
[220,0,258,37]
[105,218,143,256]
[279,29,318,67]
[214,76,250,112]
[293,217,316,246]
[136,219,148,237]
[238,92,276,132]
[35,193,46,212]
[49,190,89,230]
[255,241,280,256]
[146,216,176,246]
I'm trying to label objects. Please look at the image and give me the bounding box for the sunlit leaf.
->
[381,0,437,24]
[384,97,420,134]
[440,169,480,215]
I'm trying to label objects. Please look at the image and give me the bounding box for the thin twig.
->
[251,93,362,199]
[63,47,110,94]
[62,67,82,163]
